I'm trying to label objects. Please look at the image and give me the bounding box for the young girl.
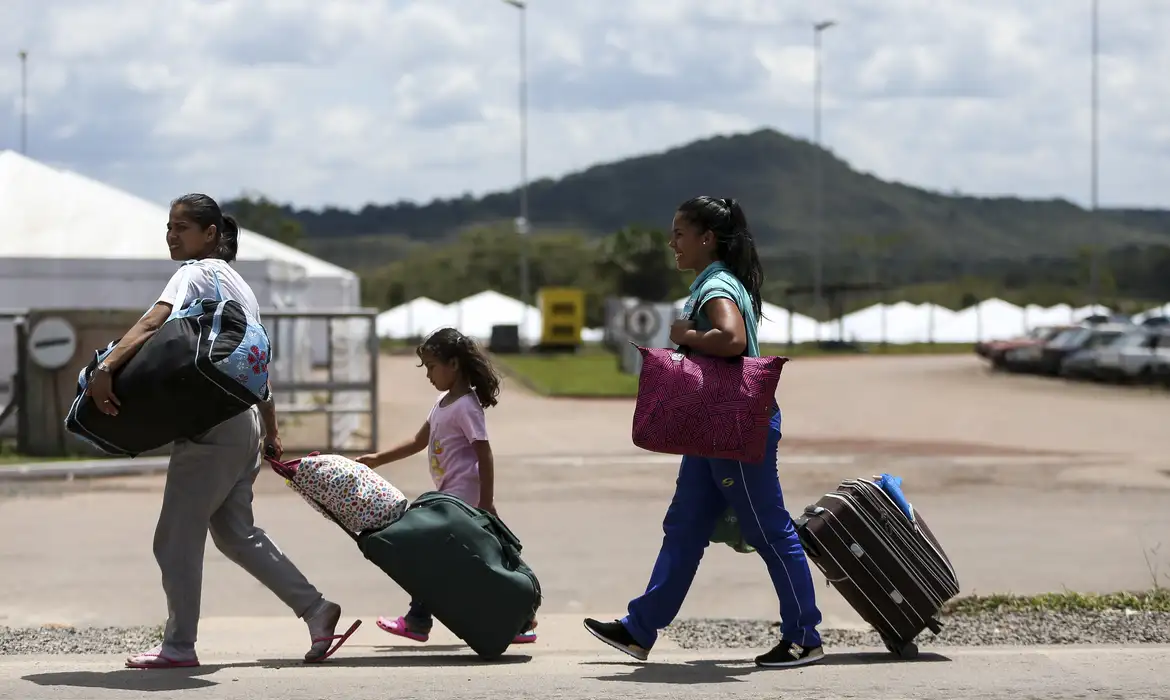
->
[356,327,537,644]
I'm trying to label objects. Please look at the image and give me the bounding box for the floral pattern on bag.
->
[287,453,409,533]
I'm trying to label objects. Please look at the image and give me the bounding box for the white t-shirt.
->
[156,259,261,323]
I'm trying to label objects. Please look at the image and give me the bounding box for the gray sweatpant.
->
[153,407,323,651]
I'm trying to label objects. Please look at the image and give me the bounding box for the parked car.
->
[1154,353,1170,388]
[1021,323,1131,376]
[1090,328,1170,384]
[978,326,1070,370]
[1058,343,1109,380]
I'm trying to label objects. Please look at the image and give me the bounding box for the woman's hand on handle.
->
[263,434,283,462]
[669,320,695,347]
[85,366,120,416]
[85,302,173,416]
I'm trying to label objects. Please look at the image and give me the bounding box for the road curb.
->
[0,457,169,482]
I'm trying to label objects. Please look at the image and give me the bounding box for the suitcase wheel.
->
[884,639,918,660]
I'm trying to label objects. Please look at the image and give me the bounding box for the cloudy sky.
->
[1,0,1168,213]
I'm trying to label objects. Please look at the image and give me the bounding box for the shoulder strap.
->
[209,265,224,302]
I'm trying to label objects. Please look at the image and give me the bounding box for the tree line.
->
[225,193,1170,325]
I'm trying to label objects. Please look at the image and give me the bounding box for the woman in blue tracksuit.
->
[584,196,824,668]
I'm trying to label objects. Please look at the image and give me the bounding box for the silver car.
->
[1091,328,1170,384]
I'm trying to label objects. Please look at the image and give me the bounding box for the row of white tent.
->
[377,293,1170,345]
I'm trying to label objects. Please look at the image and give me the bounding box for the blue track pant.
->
[621,416,823,649]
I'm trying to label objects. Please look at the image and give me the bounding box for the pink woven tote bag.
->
[631,345,787,464]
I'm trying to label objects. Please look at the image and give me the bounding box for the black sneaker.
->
[755,640,825,668]
[582,618,650,661]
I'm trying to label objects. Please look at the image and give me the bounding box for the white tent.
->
[1070,304,1112,322]
[375,297,457,339]
[1022,303,1074,329]
[0,150,366,447]
[826,301,956,344]
[933,298,1027,342]
[447,291,542,344]
[1133,303,1170,323]
[758,302,820,344]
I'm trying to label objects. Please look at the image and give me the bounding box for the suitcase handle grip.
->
[793,516,822,558]
[473,513,524,552]
[473,512,525,568]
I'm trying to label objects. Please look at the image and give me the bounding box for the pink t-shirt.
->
[426,392,489,507]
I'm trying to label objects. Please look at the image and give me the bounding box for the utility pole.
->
[812,20,835,323]
[18,50,28,154]
[1088,0,1100,308]
[501,0,531,341]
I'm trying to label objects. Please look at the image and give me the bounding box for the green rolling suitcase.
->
[299,486,542,660]
[359,492,541,659]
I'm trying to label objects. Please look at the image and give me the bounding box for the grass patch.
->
[493,341,975,398]
[942,588,1170,616]
[495,350,638,398]
[0,443,93,465]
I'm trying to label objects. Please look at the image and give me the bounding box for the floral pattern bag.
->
[267,451,409,535]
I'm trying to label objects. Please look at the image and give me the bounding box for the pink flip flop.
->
[304,619,362,664]
[376,615,429,642]
[512,629,538,644]
[125,646,200,670]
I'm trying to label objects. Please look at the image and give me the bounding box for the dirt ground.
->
[1,353,1168,630]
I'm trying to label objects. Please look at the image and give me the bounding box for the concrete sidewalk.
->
[3,641,1167,699]
[4,616,1169,698]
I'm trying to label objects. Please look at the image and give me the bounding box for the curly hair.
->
[417,327,501,408]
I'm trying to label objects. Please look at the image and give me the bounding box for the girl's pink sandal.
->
[377,615,429,642]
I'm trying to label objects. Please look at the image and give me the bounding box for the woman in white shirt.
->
[85,193,355,669]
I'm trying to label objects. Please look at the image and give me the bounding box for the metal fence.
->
[0,307,379,456]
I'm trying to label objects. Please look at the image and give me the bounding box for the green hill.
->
[256,128,1170,266]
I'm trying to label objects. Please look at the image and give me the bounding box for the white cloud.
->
[0,0,1167,214]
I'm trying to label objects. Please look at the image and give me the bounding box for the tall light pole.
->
[812,20,835,322]
[1088,0,1100,308]
[18,50,28,155]
[501,0,531,342]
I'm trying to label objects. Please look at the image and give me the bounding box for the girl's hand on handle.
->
[356,453,381,469]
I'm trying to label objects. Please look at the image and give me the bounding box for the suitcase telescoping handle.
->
[263,453,362,545]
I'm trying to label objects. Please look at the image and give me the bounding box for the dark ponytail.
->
[216,214,240,263]
[170,193,240,263]
[676,195,765,321]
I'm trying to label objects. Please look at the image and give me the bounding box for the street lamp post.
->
[812,20,835,325]
[1088,0,1100,308]
[18,50,28,155]
[501,0,531,343]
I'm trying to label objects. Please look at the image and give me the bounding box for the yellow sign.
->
[539,287,585,347]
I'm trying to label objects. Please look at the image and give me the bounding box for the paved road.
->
[3,616,1169,699]
[2,354,1169,697]
[6,647,1170,700]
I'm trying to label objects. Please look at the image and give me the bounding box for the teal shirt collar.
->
[689,261,730,294]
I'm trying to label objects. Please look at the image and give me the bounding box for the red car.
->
[975,325,1071,369]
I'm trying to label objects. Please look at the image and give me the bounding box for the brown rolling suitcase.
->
[795,477,960,659]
